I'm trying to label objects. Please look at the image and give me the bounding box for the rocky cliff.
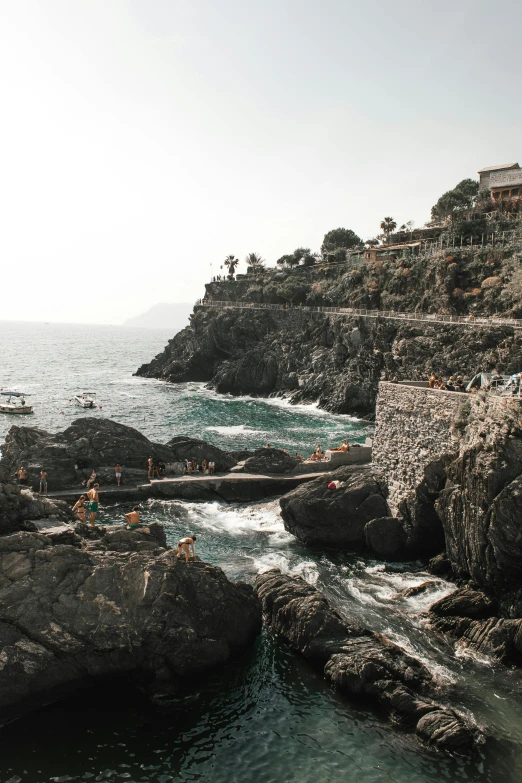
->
[255,569,482,753]
[0,484,261,725]
[136,306,522,416]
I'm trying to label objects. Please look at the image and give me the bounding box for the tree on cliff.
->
[321,228,361,256]
[224,255,239,277]
[431,179,479,222]
[245,252,266,274]
[380,217,397,244]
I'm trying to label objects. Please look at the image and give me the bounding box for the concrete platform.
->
[48,471,328,504]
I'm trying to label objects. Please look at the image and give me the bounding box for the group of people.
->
[147,457,166,479]
[15,467,48,493]
[427,373,467,392]
[183,458,215,475]
[72,483,100,526]
[307,440,349,461]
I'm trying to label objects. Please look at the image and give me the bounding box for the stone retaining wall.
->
[373,382,463,513]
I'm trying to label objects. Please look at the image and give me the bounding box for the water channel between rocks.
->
[2,323,522,782]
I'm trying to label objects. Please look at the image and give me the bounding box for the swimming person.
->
[125,506,141,529]
[72,495,87,523]
[87,483,100,526]
[177,534,196,563]
[114,463,122,486]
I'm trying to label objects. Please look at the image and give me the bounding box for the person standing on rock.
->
[147,457,153,479]
[86,470,97,490]
[16,466,28,485]
[208,460,215,475]
[72,495,87,523]
[177,534,196,563]
[39,470,48,494]
[87,483,100,526]
[114,463,122,486]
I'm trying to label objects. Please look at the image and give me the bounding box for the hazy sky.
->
[1,0,521,324]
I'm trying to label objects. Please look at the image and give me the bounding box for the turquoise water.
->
[1,322,522,783]
[0,321,371,452]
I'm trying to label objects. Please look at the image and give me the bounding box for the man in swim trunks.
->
[114,463,122,486]
[16,466,28,485]
[177,534,196,563]
[87,483,100,526]
[125,506,141,529]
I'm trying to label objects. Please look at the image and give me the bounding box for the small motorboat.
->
[0,391,33,414]
[74,392,97,409]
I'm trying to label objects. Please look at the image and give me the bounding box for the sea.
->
[1,321,522,783]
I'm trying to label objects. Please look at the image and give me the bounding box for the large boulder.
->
[0,482,72,536]
[255,569,482,753]
[165,436,236,472]
[0,418,176,491]
[0,511,261,725]
[243,448,300,475]
[280,466,389,548]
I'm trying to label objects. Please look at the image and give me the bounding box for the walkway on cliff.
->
[195,299,522,330]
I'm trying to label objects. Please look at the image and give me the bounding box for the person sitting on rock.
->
[428,372,437,388]
[295,452,304,462]
[177,534,197,563]
[391,376,399,383]
[455,376,467,393]
[125,506,141,529]
[87,484,100,526]
[72,495,87,523]
[330,440,349,452]
[445,376,456,391]
[265,443,271,449]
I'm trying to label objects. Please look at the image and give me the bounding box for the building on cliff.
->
[478,162,522,200]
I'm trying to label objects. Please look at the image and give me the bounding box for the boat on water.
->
[0,391,33,414]
[74,391,97,408]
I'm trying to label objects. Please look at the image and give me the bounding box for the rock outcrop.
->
[0,491,261,725]
[279,467,389,549]
[0,419,236,491]
[0,482,72,536]
[242,448,300,475]
[135,303,522,416]
[255,569,482,753]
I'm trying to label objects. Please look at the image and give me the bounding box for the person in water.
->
[72,495,87,523]
[114,463,122,486]
[125,506,141,529]
[87,483,100,526]
[177,534,196,563]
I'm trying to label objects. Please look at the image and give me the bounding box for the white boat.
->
[74,392,97,409]
[0,391,33,414]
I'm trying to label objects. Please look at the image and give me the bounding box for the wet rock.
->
[396,581,439,599]
[243,448,299,475]
[0,486,261,725]
[280,466,389,548]
[255,569,482,753]
[428,552,453,577]
[364,516,407,559]
[430,588,497,619]
[430,615,522,664]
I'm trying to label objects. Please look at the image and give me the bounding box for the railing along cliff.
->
[194,300,522,330]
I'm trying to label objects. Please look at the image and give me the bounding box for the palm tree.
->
[224,255,239,277]
[245,252,266,273]
[380,217,397,244]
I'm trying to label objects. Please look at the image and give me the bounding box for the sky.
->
[1,0,521,324]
